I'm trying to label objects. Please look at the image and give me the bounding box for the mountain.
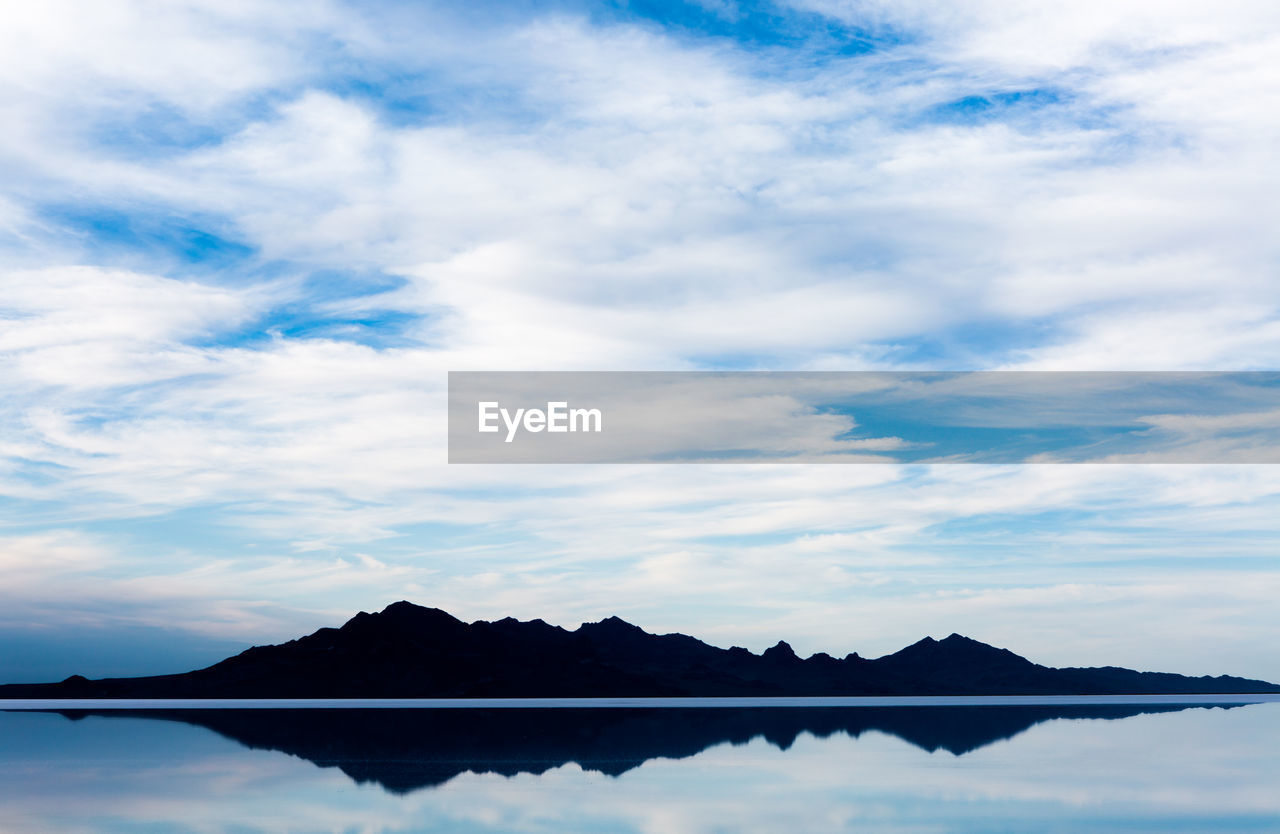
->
[1,601,1276,697]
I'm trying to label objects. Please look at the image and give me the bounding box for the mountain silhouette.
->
[1,601,1276,697]
[36,703,1253,794]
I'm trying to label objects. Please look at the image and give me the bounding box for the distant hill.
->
[1,601,1276,697]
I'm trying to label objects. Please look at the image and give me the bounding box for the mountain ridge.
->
[2,601,1276,697]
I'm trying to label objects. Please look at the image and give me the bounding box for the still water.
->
[2,698,1277,833]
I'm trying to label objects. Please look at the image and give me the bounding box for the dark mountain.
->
[36,702,1249,794]
[1,601,1276,697]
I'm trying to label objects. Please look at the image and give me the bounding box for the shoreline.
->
[4,693,1278,710]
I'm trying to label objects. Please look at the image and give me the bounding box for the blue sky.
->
[2,0,1280,683]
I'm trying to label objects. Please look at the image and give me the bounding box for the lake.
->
[2,697,1277,832]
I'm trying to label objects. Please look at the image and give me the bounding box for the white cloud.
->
[0,266,252,353]
[2,1,1280,679]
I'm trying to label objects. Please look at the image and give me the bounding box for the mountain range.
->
[1,601,1276,697]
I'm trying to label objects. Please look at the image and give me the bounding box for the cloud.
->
[2,1,1280,680]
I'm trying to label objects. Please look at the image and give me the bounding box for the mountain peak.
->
[899,636,937,651]
[381,600,457,617]
[762,640,798,662]
[340,601,465,634]
[580,615,645,634]
[936,634,1013,655]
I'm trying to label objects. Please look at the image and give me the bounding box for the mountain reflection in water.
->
[46,703,1243,795]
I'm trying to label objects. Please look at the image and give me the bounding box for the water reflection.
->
[38,703,1243,793]
[1,703,1277,833]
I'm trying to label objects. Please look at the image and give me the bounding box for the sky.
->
[2,0,1279,684]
